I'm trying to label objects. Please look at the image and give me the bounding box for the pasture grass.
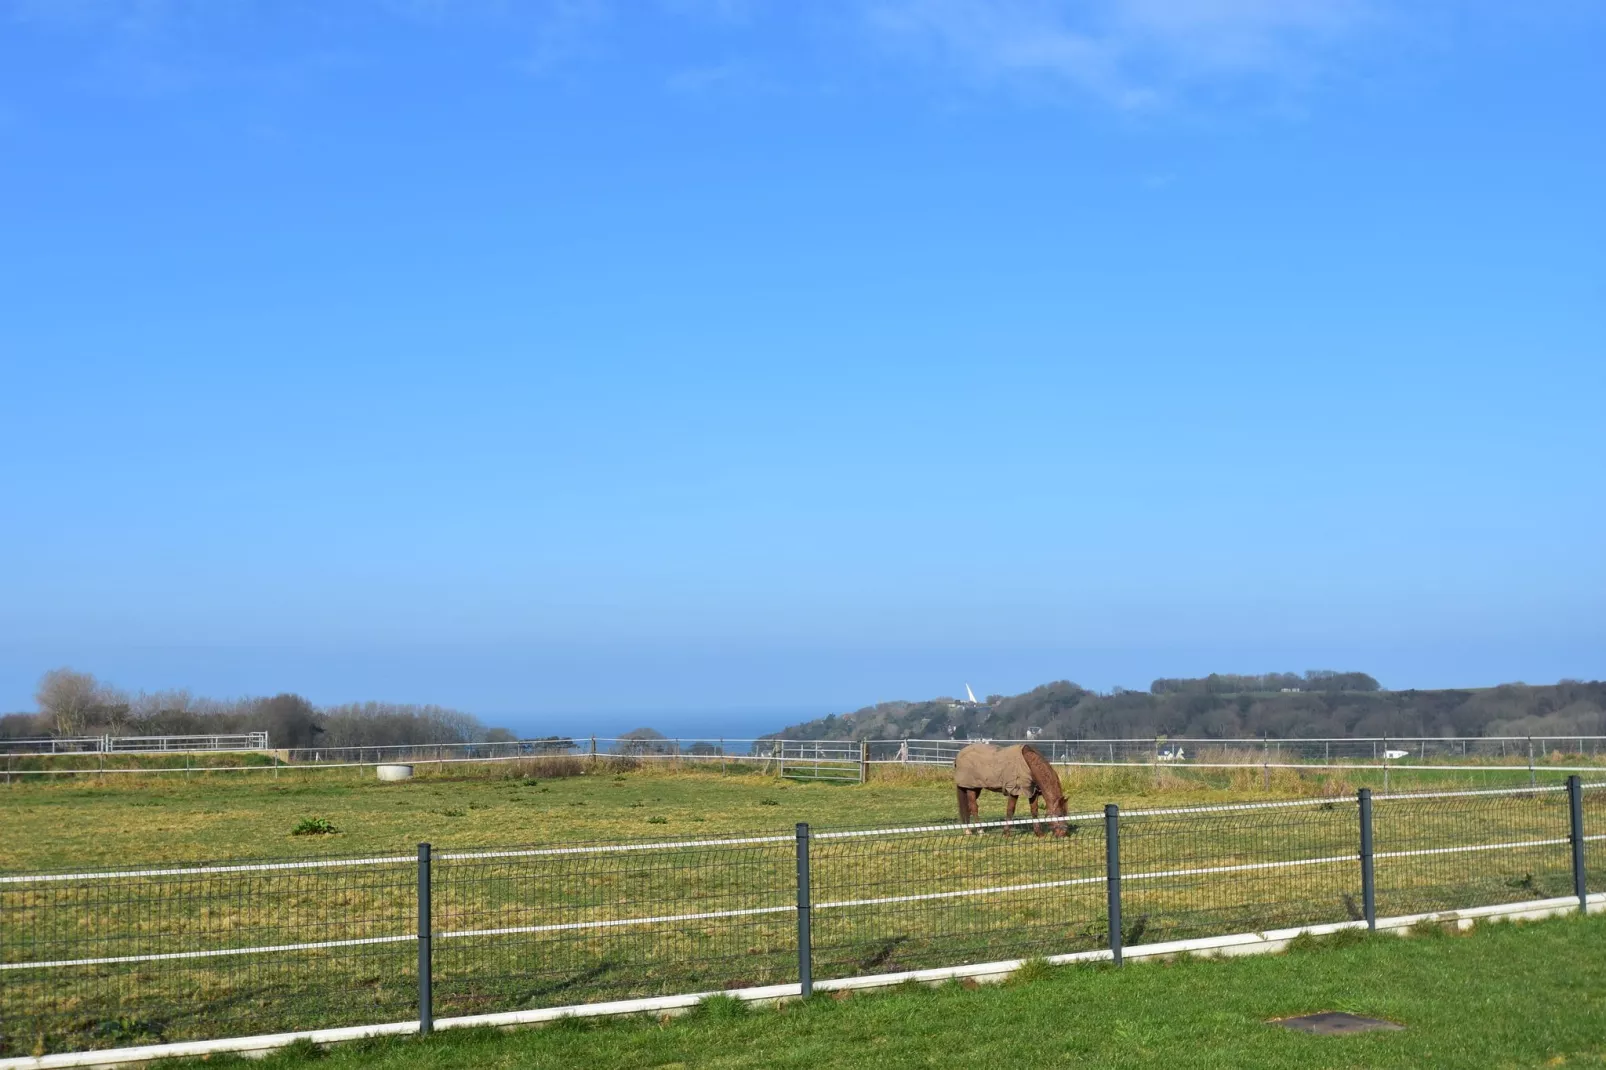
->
[0,756,1574,871]
[167,910,1606,1070]
[6,758,1599,1060]
[6,762,1600,1056]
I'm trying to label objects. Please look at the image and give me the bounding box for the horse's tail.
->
[1020,745,1066,814]
[956,785,970,825]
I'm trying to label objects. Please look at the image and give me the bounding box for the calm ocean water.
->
[496,708,834,742]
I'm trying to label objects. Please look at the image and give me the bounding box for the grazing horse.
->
[953,743,1069,836]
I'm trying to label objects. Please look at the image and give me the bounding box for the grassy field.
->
[169,911,1606,1070]
[0,756,1584,871]
[4,763,1601,1057]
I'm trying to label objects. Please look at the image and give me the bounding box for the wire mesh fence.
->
[9,735,1606,782]
[1119,798,1363,944]
[2,781,1600,1058]
[863,737,1606,766]
[809,814,1108,979]
[1372,786,1578,915]
[430,836,798,1019]
[0,856,417,1055]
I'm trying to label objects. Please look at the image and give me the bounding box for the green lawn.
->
[173,911,1606,1070]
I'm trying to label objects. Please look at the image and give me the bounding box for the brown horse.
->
[953,743,1068,836]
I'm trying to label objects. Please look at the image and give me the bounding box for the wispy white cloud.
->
[657,0,759,25]
[666,59,760,94]
[2,0,231,37]
[863,0,1376,109]
[0,0,1396,110]
[518,0,612,76]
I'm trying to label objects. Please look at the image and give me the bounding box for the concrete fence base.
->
[6,892,1601,1070]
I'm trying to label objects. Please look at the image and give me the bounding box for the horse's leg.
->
[1031,796,1044,837]
[1004,793,1017,835]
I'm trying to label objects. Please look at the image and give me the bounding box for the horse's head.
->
[1045,792,1070,837]
[1020,745,1070,838]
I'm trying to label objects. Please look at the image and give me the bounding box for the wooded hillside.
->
[771,673,1606,742]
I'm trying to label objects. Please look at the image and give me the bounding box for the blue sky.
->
[1,1,1602,735]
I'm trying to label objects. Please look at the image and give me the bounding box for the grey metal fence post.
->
[1105,803,1123,966]
[1529,737,1536,789]
[1569,775,1587,914]
[796,823,812,997]
[418,843,433,1035]
[1358,789,1376,930]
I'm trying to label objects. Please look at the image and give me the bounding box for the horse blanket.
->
[953,743,1038,798]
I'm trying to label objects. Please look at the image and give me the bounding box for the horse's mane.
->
[1019,745,1066,812]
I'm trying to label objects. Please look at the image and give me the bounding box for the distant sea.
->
[495,708,833,741]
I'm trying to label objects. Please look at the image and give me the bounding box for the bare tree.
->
[35,668,100,737]
[98,686,133,734]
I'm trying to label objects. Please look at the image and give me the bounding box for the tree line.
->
[1149,670,1380,695]
[771,674,1606,742]
[1,668,515,749]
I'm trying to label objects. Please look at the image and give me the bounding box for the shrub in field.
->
[290,817,338,836]
[521,756,585,779]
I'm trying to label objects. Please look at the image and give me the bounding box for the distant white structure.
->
[1158,747,1186,762]
[947,684,987,711]
[1383,749,1409,760]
